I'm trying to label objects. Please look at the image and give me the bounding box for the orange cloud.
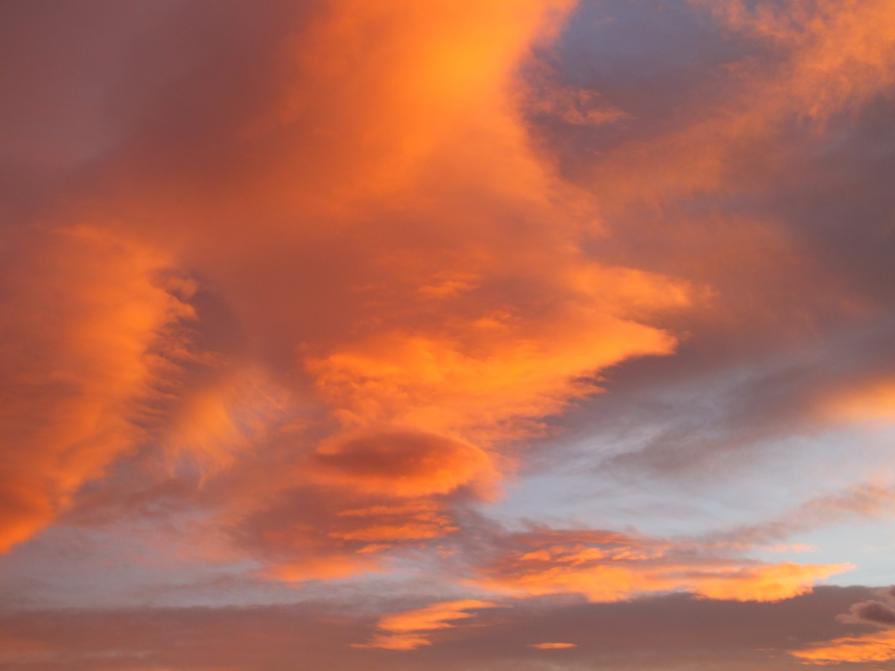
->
[791,629,895,665]
[585,0,895,222]
[789,589,895,664]
[474,529,851,603]
[240,491,459,581]
[308,430,498,498]
[700,0,895,118]
[355,599,497,651]
[820,379,895,423]
[5,6,895,671]
[306,279,687,448]
[530,641,576,650]
[0,226,194,551]
[0,0,700,567]
[232,427,497,579]
[160,367,293,475]
[10,0,887,621]
[106,0,692,580]
[691,563,853,603]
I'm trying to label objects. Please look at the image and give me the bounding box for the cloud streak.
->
[356,599,498,651]
[472,527,850,604]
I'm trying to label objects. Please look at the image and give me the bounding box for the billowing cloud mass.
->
[2,0,895,668]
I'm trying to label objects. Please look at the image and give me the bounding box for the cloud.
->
[697,0,895,118]
[473,527,850,603]
[791,629,895,665]
[500,0,895,484]
[302,266,690,449]
[235,488,460,581]
[841,600,895,627]
[703,482,895,550]
[3,1,895,667]
[355,599,498,651]
[529,642,576,650]
[308,430,498,498]
[0,226,194,551]
[0,0,698,575]
[791,587,895,664]
[821,378,895,423]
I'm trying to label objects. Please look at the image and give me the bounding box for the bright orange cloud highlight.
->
[821,379,895,423]
[474,529,851,603]
[791,628,895,665]
[0,226,193,551]
[355,599,497,651]
[691,563,854,603]
[307,290,686,448]
[530,642,577,650]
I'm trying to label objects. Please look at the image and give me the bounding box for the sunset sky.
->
[2,1,895,669]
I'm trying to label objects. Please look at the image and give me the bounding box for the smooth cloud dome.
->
[309,430,497,498]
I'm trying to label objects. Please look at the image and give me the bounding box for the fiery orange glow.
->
[474,530,851,603]
[791,629,895,665]
[821,380,895,423]
[690,563,854,603]
[0,227,193,551]
[356,600,498,650]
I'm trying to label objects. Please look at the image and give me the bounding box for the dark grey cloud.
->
[838,587,895,627]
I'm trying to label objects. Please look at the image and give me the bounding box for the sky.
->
[1,0,895,669]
